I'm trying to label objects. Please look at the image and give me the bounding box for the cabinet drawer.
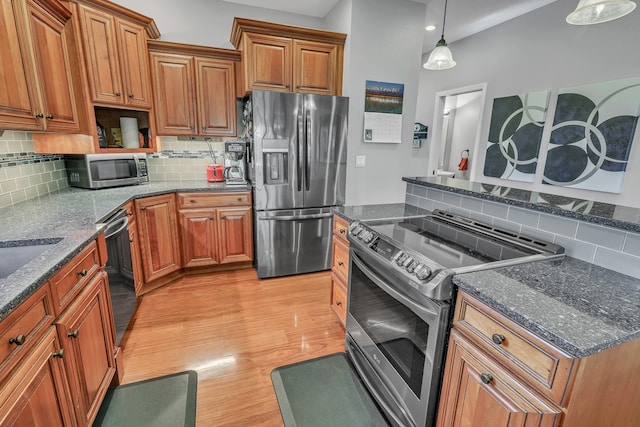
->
[50,241,101,316]
[330,273,347,327]
[454,292,575,405]
[0,284,54,384]
[332,237,349,281]
[178,192,250,208]
[333,215,348,243]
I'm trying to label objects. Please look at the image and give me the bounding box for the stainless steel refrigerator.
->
[249,90,348,278]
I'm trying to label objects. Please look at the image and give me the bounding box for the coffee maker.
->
[223,141,247,185]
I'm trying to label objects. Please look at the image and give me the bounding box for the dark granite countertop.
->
[453,257,640,358]
[403,176,640,233]
[333,203,430,223]
[0,181,250,321]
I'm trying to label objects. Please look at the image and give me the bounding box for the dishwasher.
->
[103,208,138,346]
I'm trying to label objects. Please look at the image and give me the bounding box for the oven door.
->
[346,249,450,427]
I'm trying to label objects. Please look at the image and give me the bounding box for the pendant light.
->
[423,0,456,70]
[567,0,636,25]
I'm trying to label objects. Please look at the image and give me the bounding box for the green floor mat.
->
[93,370,198,427]
[271,353,389,427]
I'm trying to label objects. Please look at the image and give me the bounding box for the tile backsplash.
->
[147,136,229,181]
[0,131,68,209]
[405,183,640,279]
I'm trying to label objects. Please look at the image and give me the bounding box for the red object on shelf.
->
[207,164,224,182]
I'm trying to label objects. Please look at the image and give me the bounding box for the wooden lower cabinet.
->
[178,193,253,267]
[135,194,182,283]
[437,329,561,427]
[55,271,115,427]
[0,326,74,427]
[330,214,349,327]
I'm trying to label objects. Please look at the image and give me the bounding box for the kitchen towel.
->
[120,117,139,149]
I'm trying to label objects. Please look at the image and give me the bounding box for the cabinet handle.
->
[127,210,134,216]
[46,114,54,120]
[190,126,195,131]
[237,197,242,201]
[67,330,79,339]
[9,334,26,346]
[128,93,134,98]
[336,301,342,306]
[297,85,301,89]
[492,334,505,345]
[129,237,134,243]
[76,269,88,277]
[140,207,146,211]
[190,200,196,204]
[202,126,206,132]
[35,113,44,118]
[338,261,344,266]
[285,84,290,89]
[339,229,346,234]
[209,217,214,220]
[52,349,65,359]
[115,92,121,97]
[480,373,493,385]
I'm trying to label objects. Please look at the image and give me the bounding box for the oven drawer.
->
[454,292,575,406]
[332,236,349,281]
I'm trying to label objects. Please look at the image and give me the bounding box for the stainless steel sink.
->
[0,238,63,279]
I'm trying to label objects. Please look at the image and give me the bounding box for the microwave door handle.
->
[296,112,303,192]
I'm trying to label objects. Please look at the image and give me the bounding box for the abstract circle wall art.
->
[543,77,640,194]
[483,91,550,182]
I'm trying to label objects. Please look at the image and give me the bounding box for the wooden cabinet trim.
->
[231,17,347,48]
[69,0,159,39]
[148,39,240,62]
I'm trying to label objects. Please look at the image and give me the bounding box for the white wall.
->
[342,0,427,205]
[416,1,640,207]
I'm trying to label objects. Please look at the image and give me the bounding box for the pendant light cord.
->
[441,0,448,39]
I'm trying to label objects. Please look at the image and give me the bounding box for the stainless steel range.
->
[345,210,564,427]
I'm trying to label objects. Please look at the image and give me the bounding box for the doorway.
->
[428,83,487,180]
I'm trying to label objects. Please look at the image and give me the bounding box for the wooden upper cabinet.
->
[230,17,346,96]
[0,0,78,132]
[243,32,292,92]
[148,40,240,137]
[149,51,196,136]
[196,57,236,136]
[293,39,339,95]
[77,3,151,109]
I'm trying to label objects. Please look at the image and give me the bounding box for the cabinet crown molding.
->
[147,40,241,62]
[230,17,347,48]
[32,0,72,23]
[67,0,160,38]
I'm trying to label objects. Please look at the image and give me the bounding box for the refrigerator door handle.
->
[258,212,334,221]
[297,111,304,192]
[305,110,312,192]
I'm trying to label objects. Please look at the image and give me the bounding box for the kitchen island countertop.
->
[333,203,430,223]
[0,181,250,321]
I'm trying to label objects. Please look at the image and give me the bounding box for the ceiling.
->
[221,0,561,52]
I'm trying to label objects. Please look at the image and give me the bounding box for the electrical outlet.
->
[355,155,366,168]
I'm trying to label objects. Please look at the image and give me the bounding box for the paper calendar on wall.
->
[363,80,404,144]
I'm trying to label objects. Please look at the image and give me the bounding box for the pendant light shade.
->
[566,0,636,25]
[423,0,456,70]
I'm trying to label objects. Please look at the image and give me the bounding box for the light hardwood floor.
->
[118,269,346,426]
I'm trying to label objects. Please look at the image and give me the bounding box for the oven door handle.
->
[104,216,129,239]
[352,253,438,321]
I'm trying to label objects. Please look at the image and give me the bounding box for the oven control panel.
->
[349,222,434,282]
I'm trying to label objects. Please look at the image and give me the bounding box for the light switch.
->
[355,155,366,168]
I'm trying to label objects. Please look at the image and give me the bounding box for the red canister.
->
[206,164,224,182]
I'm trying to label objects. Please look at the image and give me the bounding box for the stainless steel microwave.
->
[64,153,149,189]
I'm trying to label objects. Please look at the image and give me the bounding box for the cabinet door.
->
[293,39,339,95]
[24,0,78,132]
[55,272,116,427]
[196,57,236,136]
[77,4,123,106]
[116,19,151,109]
[135,194,182,282]
[437,329,561,427]
[150,52,197,136]
[217,206,253,264]
[0,327,75,427]
[179,209,219,267]
[243,32,292,92]
[0,0,40,130]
